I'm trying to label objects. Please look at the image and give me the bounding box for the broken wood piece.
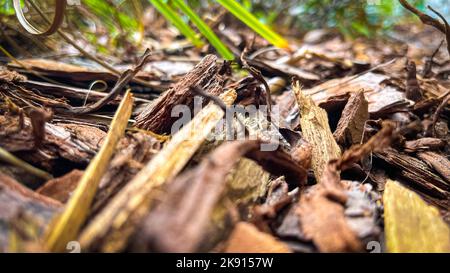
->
[36,170,83,203]
[0,115,104,168]
[292,82,341,181]
[90,132,162,216]
[417,151,450,184]
[134,141,268,253]
[0,172,62,207]
[224,222,291,253]
[135,54,226,133]
[375,149,449,198]
[43,90,134,252]
[404,137,445,152]
[384,179,450,253]
[134,139,306,252]
[297,122,395,253]
[0,173,61,252]
[79,89,237,252]
[333,90,369,147]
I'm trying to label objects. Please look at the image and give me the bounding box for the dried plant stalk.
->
[0,147,53,180]
[384,179,450,253]
[79,89,237,252]
[292,82,341,181]
[43,91,134,252]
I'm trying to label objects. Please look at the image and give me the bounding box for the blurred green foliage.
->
[1,0,449,45]
[0,0,16,15]
[241,0,429,37]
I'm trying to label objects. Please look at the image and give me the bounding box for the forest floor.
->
[0,14,449,253]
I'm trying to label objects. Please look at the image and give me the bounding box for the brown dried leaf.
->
[297,122,395,252]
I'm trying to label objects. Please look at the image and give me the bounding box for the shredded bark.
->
[134,140,307,252]
[417,151,450,184]
[293,82,342,181]
[333,90,369,147]
[297,122,395,252]
[135,54,227,133]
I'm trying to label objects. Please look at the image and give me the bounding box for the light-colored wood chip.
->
[293,82,341,181]
[384,179,450,253]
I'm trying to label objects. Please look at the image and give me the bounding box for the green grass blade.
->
[217,0,289,49]
[172,0,234,60]
[149,0,204,48]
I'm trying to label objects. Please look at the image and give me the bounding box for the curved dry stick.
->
[241,46,272,121]
[398,0,446,33]
[62,49,152,115]
[13,0,66,36]
[428,5,450,56]
[398,0,450,55]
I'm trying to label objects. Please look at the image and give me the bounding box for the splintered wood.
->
[384,180,450,253]
[292,82,341,181]
[333,90,368,147]
[79,90,237,252]
[134,139,306,252]
[135,54,226,133]
[44,91,133,252]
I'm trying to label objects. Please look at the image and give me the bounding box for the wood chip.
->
[79,89,237,252]
[333,90,369,147]
[417,151,450,183]
[43,91,133,252]
[135,54,226,133]
[375,149,449,198]
[384,179,450,253]
[36,170,83,203]
[404,137,446,152]
[224,222,291,253]
[293,82,341,181]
